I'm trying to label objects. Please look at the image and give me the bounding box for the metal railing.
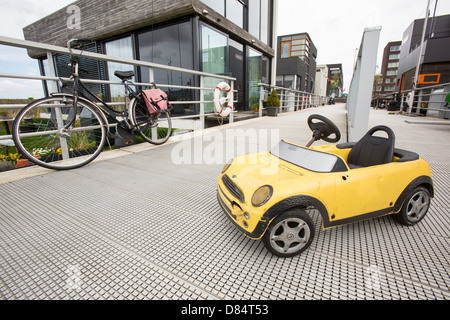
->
[400,82,450,119]
[257,83,325,118]
[0,35,237,141]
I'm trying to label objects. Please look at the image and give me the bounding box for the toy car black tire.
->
[394,186,431,226]
[262,209,315,257]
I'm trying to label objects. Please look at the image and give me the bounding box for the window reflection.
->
[248,48,262,109]
[248,0,260,39]
[226,0,244,28]
[138,21,194,115]
[201,24,228,113]
[201,0,225,15]
[260,0,269,44]
[105,36,134,102]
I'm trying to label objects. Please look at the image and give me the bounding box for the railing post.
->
[400,92,405,112]
[258,84,264,118]
[46,51,69,160]
[417,90,423,115]
[229,80,234,124]
[199,76,205,130]
[46,51,58,93]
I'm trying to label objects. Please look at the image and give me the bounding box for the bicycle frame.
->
[64,39,139,132]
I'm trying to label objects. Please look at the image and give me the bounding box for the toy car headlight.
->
[252,185,273,207]
[222,158,233,173]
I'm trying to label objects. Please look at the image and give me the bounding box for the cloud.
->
[0,0,75,38]
[277,0,450,92]
[0,78,44,99]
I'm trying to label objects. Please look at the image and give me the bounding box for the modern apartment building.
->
[276,33,317,93]
[23,0,277,119]
[396,14,450,93]
[378,41,401,95]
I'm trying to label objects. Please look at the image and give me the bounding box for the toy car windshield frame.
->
[270,140,348,173]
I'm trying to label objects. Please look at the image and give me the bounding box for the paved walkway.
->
[0,104,449,300]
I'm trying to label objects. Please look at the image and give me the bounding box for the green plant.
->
[266,89,280,108]
[68,131,97,151]
[251,103,259,112]
[0,153,21,164]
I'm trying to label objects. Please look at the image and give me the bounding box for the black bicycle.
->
[12,38,172,170]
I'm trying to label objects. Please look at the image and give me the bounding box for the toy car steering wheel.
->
[306,114,341,147]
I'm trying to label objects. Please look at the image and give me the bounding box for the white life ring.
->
[213,82,233,117]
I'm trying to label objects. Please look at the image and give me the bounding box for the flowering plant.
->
[32,147,55,157]
[0,153,21,163]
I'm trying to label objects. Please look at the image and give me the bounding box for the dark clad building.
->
[23,0,277,119]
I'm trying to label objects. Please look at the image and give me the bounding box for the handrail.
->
[0,35,238,138]
[0,35,235,81]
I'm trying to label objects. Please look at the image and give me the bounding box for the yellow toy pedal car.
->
[217,115,434,257]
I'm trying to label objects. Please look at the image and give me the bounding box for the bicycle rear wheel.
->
[12,95,107,170]
[129,97,172,145]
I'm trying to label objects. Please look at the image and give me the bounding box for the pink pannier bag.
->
[141,87,171,114]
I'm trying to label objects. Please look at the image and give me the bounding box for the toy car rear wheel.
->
[263,209,315,257]
[394,186,431,226]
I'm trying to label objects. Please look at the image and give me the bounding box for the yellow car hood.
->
[224,152,322,200]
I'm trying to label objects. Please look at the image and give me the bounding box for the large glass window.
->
[138,21,194,115]
[201,24,228,75]
[226,0,244,28]
[105,36,134,102]
[281,42,290,58]
[201,0,225,15]
[201,24,228,113]
[248,0,270,45]
[260,0,269,44]
[248,0,260,39]
[229,38,245,111]
[248,48,262,109]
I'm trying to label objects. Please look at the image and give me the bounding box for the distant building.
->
[372,41,401,107]
[276,33,317,93]
[396,14,450,93]
[314,65,328,97]
[325,64,344,97]
[379,41,401,95]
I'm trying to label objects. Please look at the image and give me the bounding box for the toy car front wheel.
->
[394,186,431,226]
[263,209,315,257]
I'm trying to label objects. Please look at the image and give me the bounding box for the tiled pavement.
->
[0,104,449,300]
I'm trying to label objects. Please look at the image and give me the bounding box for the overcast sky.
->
[0,0,449,98]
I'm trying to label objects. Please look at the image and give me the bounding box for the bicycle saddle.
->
[114,70,135,80]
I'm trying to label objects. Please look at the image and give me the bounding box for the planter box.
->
[266,107,279,117]
[16,155,41,168]
[0,161,15,172]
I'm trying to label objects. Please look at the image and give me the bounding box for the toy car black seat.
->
[347,125,395,168]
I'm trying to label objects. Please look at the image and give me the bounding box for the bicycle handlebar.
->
[67,38,92,49]
[67,38,93,60]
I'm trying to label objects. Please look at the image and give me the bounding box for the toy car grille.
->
[222,175,244,203]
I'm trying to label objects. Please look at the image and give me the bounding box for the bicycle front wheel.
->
[129,97,172,145]
[12,95,107,170]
